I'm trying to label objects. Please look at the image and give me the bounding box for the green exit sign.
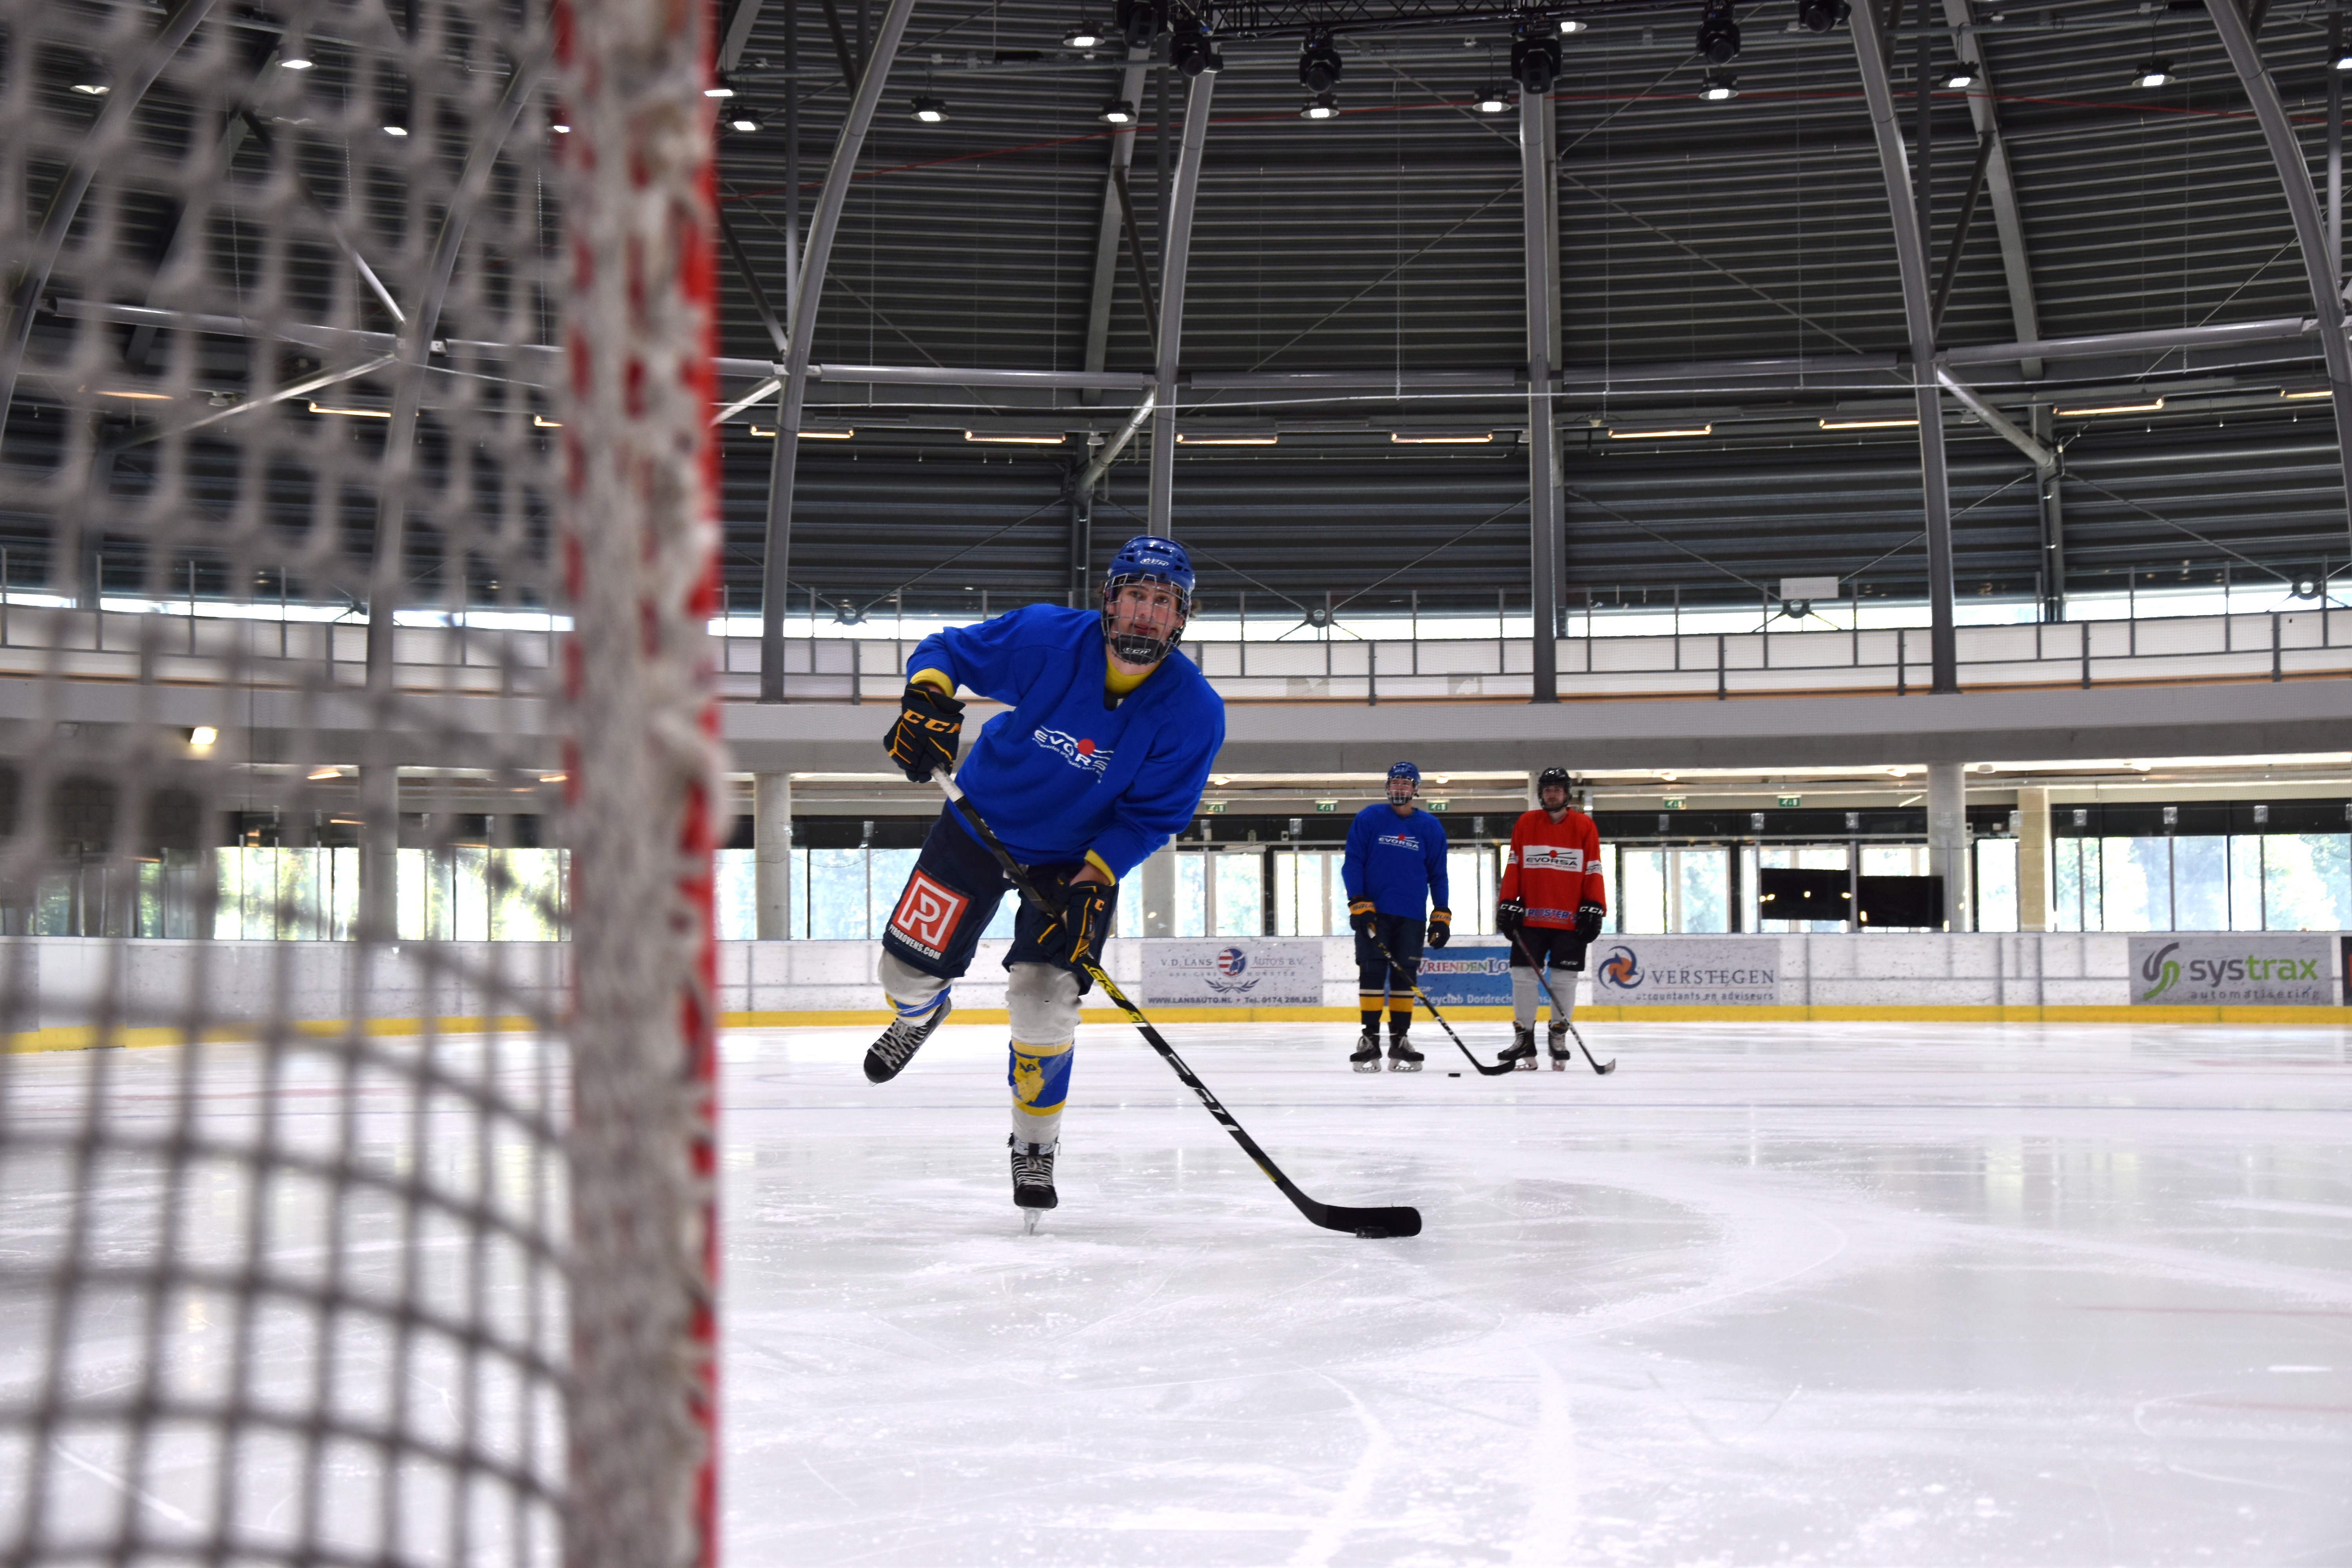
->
[1315,800,1338,813]
[1205,800,1226,814]
[1777,794,1802,808]
[1662,796,1686,810]
[1426,799,1449,811]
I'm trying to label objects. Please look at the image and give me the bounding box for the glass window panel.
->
[869,849,919,940]
[2170,837,2228,931]
[1174,852,1205,938]
[1619,849,1667,933]
[1212,853,1263,936]
[1445,849,1484,934]
[2052,840,2082,932]
[1327,852,1348,934]
[450,848,492,942]
[2229,836,2264,931]
[1861,844,1926,875]
[1975,838,2018,932]
[792,846,808,939]
[713,849,755,941]
[2263,833,2350,930]
[807,849,868,939]
[2096,838,2169,932]
[1272,852,1304,936]
[1675,848,1728,932]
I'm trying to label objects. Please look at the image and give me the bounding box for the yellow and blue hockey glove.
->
[1427,908,1451,948]
[884,681,964,781]
[1347,898,1375,935]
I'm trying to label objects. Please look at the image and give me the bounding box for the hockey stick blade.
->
[934,773,1424,1238]
[1361,927,1516,1075]
[1509,929,1619,1075]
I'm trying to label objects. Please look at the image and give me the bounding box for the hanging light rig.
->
[1298,29,1341,118]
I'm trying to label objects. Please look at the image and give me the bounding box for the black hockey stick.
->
[1359,927,1517,1076]
[1507,928,1617,1075]
[935,773,1421,1240]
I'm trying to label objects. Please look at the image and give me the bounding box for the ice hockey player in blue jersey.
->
[1341,761,1451,1073]
[867,535,1225,1220]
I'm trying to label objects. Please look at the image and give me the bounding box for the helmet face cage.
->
[1100,571,1190,667]
[1538,766,1571,806]
[1387,762,1418,806]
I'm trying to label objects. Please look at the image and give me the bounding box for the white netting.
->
[0,0,719,1562]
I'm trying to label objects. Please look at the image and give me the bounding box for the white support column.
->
[2014,784,2050,932]
[1926,760,1971,932]
[359,762,399,940]
[754,773,792,939]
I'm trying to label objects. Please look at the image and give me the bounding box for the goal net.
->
[0,0,721,1562]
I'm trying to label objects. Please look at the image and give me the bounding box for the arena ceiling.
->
[710,0,2352,623]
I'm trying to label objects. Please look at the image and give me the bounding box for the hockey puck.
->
[1446,1071,1461,1077]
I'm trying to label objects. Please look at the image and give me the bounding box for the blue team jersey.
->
[1341,804,1450,918]
[908,604,1225,879]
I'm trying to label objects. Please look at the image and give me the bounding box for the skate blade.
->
[1551,1058,1568,1071]
[1513,1058,1537,1071]
[1388,1061,1423,1073]
[1352,1060,1382,1073]
[1022,1209,1042,1236]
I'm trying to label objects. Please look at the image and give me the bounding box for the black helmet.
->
[1537,766,1571,796]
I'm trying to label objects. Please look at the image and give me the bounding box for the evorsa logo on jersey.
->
[1033,726,1113,777]
[1523,845,1586,873]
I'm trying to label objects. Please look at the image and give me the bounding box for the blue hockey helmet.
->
[1386,760,1419,803]
[1102,534,1194,666]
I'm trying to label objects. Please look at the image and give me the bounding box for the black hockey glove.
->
[884,681,964,782]
[1426,908,1451,948]
[1347,898,1376,935]
[1575,901,1606,940]
[1496,898,1525,935]
[1040,876,1114,968]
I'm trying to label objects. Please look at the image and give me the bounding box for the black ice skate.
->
[863,995,952,1083]
[1386,1036,1425,1073]
[1549,1025,1572,1070]
[1009,1136,1058,1233]
[1498,1023,1538,1071]
[1350,1030,1383,1073]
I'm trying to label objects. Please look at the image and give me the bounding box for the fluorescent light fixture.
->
[911,96,947,123]
[1819,415,1918,430]
[383,123,408,136]
[190,726,218,747]
[533,413,563,428]
[100,388,172,401]
[1300,91,1339,120]
[307,766,344,781]
[1099,98,1135,123]
[540,771,568,783]
[1699,71,1737,102]
[552,123,571,133]
[2134,60,2176,88]
[729,113,760,132]
[1065,22,1108,47]
[71,82,110,96]
[280,55,314,70]
[1557,15,1587,32]
[2283,387,2334,400]
[1607,423,1714,439]
[1944,67,1978,89]
[2055,397,2163,417]
[1389,430,1494,444]
[2338,50,2352,71]
[704,84,736,98]
[1473,84,1510,113]
[749,425,854,439]
[963,429,1066,445]
[1176,431,1277,446]
[310,400,391,417]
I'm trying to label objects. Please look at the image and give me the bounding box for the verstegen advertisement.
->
[2127,935,2334,1006]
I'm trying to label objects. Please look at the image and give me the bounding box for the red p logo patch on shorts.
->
[889,871,969,960]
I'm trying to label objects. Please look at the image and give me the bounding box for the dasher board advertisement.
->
[1137,940,1325,1006]
[1416,946,1512,1005]
[2129,935,2333,1005]
[1590,938,1780,1005]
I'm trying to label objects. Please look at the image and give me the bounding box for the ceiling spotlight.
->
[704,82,737,98]
[1795,0,1848,33]
[1115,0,1163,51]
[1300,90,1339,120]
[728,111,761,132]
[382,123,408,136]
[279,24,312,69]
[1557,15,1588,32]
[1700,69,1738,101]
[910,95,948,123]
[2337,49,2352,71]
[1099,97,1136,123]
[1944,66,1978,89]
[1170,18,1222,76]
[2134,59,2176,88]
[279,53,314,70]
[1511,24,1563,94]
[1697,0,1741,64]
[552,122,571,133]
[70,77,110,96]
[1064,19,1108,48]
[1473,83,1511,113]
[189,726,218,747]
[1298,31,1343,95]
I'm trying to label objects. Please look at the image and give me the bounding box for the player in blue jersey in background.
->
[1341,761,1450,1073]
[866,536,1225,1218]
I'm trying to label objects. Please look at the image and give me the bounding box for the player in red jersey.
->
[1495,766,1607,1069]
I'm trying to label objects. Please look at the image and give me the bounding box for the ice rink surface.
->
[724,1018,2352,1567]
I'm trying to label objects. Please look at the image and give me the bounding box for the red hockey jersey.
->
[1499,808,1607,929]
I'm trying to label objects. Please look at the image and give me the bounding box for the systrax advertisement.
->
[2128,935,2334,1005]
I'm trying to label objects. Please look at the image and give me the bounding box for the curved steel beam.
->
[2209,0,2352,550]
[759,0,920,701]
[1849,2,1959,693]
[1147,71,1218,535]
